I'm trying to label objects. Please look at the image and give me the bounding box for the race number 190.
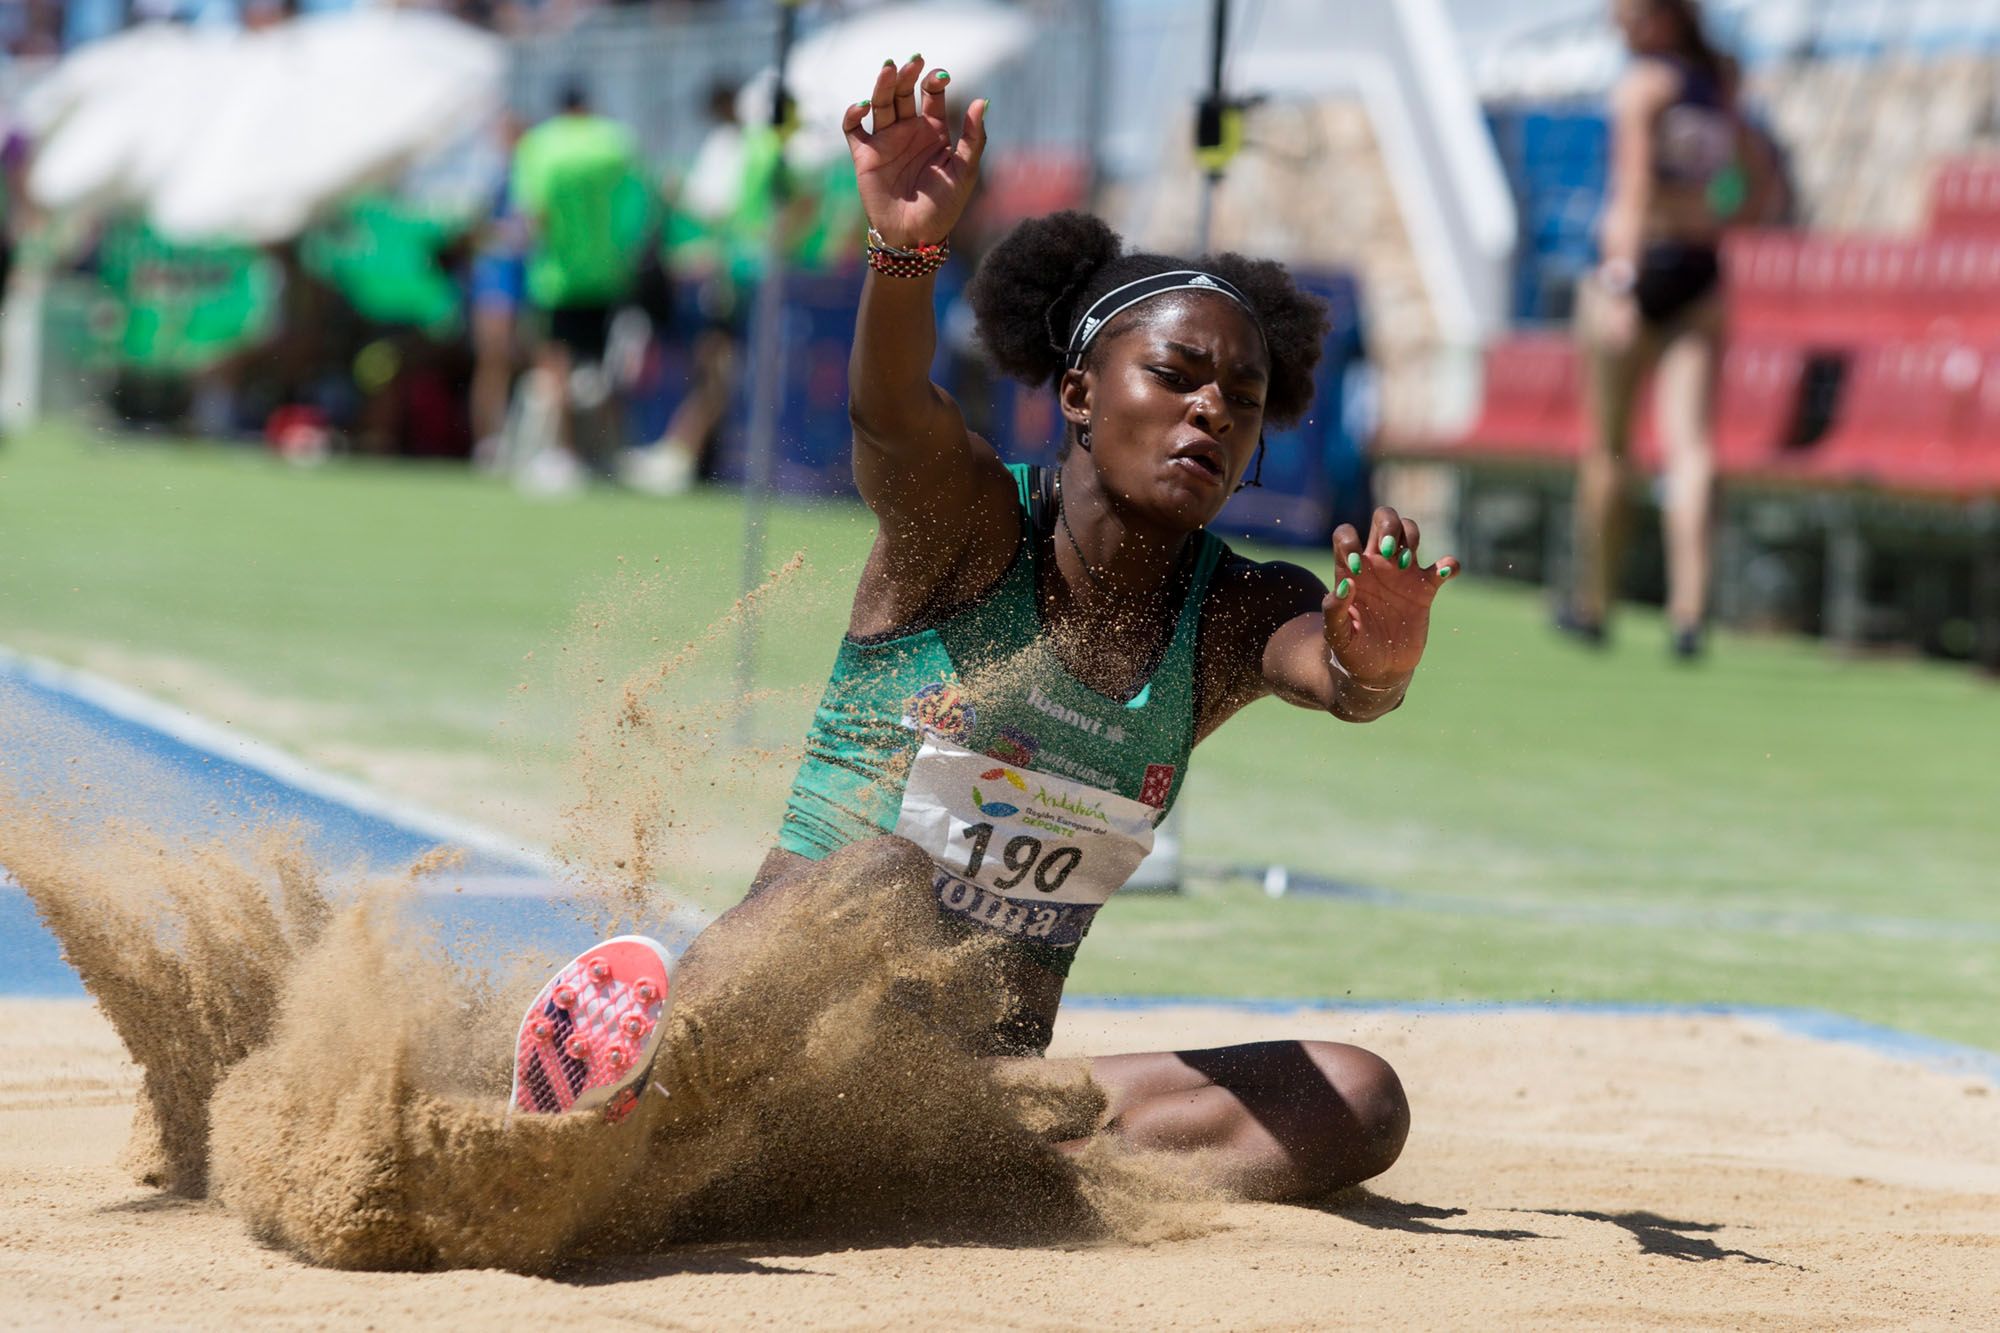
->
[960,822,1082,893]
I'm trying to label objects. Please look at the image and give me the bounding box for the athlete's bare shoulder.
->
[1193,549,1327,736]
[1210,549,1327,620]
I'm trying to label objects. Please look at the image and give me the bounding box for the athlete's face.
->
[1060,292,1270,528]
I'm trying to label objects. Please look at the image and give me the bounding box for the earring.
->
[1233,436,1267,493]
[1077,423,1092,452]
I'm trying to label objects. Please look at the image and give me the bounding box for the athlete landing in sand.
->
[517,57,1458,1202]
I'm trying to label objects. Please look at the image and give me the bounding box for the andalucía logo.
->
[973,767,1027,817]
[904,680,976,743]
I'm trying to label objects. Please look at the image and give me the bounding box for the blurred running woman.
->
[1565,0,1779,657]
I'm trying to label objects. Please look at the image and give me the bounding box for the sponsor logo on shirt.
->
[972,767,1028,817]
[1027,684,1124,743]
[903,680,976,744]
[986,725,1039,768]
[1033,749,1120,790]
[972,767,1111,832]
[1032,785,1109,825]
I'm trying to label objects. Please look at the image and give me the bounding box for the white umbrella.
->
[26,11,504,244]
[24,25,239,221]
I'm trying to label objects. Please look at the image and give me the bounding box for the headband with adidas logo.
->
[1063,269,1259,369]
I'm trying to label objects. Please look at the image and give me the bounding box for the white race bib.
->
[893,734,1161,946]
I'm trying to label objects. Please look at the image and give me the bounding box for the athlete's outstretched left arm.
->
[1254,505,1458,725]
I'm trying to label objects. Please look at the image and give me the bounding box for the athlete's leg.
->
[680,849,1408,1194]
[511,837,943,1122]
[1571,283,1661,630]
[673,836,939,1001]
[690,847,1410,1199]
[1652,300,1723,646]
[1074,1040,1409,1201]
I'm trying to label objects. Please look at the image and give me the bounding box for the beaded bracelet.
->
[866,227,951,278]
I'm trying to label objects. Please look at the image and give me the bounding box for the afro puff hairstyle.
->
[964,211,1331,430]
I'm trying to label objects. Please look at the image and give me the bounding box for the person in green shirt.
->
[510,86,651,485]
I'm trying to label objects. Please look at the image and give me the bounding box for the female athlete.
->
[1565,0,1781,655]
[513,58,1459,1203]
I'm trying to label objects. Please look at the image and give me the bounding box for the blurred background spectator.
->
[504,82,650,493]
[1561,0,1785,661]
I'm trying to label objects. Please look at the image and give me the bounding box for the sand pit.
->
[6,606,1997,1325]
[6,997,1996,1329]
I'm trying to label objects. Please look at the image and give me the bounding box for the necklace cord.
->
[1055,473,1113,596]
[1052,470,1193,604]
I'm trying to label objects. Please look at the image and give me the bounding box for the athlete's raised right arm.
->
[841,58,997,537]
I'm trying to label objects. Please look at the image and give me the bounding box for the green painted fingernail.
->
[1336,578,1353,599]
[1380,535,1397,558]
[1346,552,1362,574]
[884,57,896,67]
[1398,549,1412,570]
[935,70,951,84]
[856,99,871,109]
[1438,565,1455,581]
[910,52,923,63]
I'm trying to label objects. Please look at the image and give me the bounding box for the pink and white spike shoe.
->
[509,935,672,1124]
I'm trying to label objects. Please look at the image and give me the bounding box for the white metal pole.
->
[732,1,803,744]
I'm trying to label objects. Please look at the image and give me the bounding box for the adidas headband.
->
[1063,269,1259,369]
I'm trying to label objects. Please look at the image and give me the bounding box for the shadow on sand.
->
[1317,1191,1547,1242]
[556,1245,834,1284]
[1320,1195,1796,1268]
[1523,1209,1792,1266]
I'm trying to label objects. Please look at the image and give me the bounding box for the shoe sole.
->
[508,934,673,1123]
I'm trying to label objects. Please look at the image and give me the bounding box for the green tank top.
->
[778,464,1228,972]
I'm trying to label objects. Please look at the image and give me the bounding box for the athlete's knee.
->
[1301,1041,1409,1188]
[726,835,928,925]
[828,834,934,890]
[701,835,938,972]
[798,835,940,937]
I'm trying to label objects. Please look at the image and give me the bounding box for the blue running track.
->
[0,648,702,996]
